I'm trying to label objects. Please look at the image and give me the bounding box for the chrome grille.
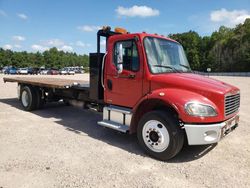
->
[225,92,240,116]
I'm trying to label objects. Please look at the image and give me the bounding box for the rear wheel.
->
[63,99,70,106]
[137,110,184,161]
[34,87,44,109]
[20,86,38,111]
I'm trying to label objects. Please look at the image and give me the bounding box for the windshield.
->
[144,37,191,74]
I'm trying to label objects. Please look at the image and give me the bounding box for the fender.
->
[130,88,223,133]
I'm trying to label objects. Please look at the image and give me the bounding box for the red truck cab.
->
[98,27,240,160]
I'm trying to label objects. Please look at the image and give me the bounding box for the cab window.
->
[114,40,139,72]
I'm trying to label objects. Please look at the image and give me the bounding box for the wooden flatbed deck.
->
[3,77,90,89]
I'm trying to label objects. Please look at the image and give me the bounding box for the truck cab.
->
[97,27,240,160]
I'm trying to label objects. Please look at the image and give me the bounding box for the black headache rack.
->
[89,27,121,102]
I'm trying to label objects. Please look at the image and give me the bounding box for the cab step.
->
[98,120,129,133]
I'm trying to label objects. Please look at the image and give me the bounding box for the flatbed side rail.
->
[3,77,89,89]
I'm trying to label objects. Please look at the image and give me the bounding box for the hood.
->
[150,73,239,97]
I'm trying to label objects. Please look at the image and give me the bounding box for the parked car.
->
[59,68,75,75]
[59,68,68,75]
[47,68,59,75]
[74,67,84,74]
[17,68,28,75]
[40,69,49,75]
[4,67,17,74]
[67,68,75,75]
[3,66,10,74]
[28,68,39,75]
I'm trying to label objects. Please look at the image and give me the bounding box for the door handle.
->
[128,74,135,79]
[107,79,112,90]
[114,73,135,79]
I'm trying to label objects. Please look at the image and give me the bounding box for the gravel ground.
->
[0,74,249,188]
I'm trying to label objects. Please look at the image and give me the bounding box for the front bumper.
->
[184,114,239,145]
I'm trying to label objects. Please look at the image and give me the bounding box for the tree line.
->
[0,47,89,69]
[169,18,250,72]
[0,18,250,72]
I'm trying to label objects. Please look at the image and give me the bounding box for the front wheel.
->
[137,110,184,161]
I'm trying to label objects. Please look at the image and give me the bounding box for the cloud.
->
[12,35,26,42]
[32,43,73,52]
[31,44,49,52]
[32,38,74,52]
[116,5,160,18]
[77,25,101,32]
[0,10,7,17]
[3,44,13,50]
[60,45,73,52]
[43,39,73,51]
[210,8,250,27]
[76,41,91,47]
[43,39,64,47]
[17,13,28,20]
[14,44,22,49]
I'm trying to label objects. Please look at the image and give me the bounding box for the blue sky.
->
[0,0,250,54]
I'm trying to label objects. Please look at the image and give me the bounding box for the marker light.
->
[115,27,127,34]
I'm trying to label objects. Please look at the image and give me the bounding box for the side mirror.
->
[117,43,123,74]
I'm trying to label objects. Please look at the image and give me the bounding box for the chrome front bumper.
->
[184,115,239,145]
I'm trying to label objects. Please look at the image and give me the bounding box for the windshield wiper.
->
[179,64,191,70]
[152,64,180,73]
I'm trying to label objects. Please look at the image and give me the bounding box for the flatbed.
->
[3,77,89,89]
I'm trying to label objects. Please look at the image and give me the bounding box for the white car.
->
[59,69,68,75]
[60,68,75,75]
[40,69,49,75]
[67,69,75,75]
[18,68,28,74]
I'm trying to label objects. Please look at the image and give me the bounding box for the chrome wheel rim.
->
[142,120,170,152]
[21,90,29,107]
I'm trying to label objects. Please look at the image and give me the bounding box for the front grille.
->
[225,92,240,116]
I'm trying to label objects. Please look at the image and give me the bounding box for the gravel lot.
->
[0,74,249,188]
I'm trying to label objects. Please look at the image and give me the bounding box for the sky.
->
[0,0,250,55]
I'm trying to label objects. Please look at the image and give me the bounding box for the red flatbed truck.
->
[3,26,240,160]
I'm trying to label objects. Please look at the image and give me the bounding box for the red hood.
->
[150,73,239,97]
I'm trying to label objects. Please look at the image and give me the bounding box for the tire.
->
[20,86,38,111]
[34,87,44,109]
[137,110,184,161]
[63,99,70,106]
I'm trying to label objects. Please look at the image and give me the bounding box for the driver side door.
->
[104,38,143,108]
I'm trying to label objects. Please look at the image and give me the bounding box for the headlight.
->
[185,102,217,117]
